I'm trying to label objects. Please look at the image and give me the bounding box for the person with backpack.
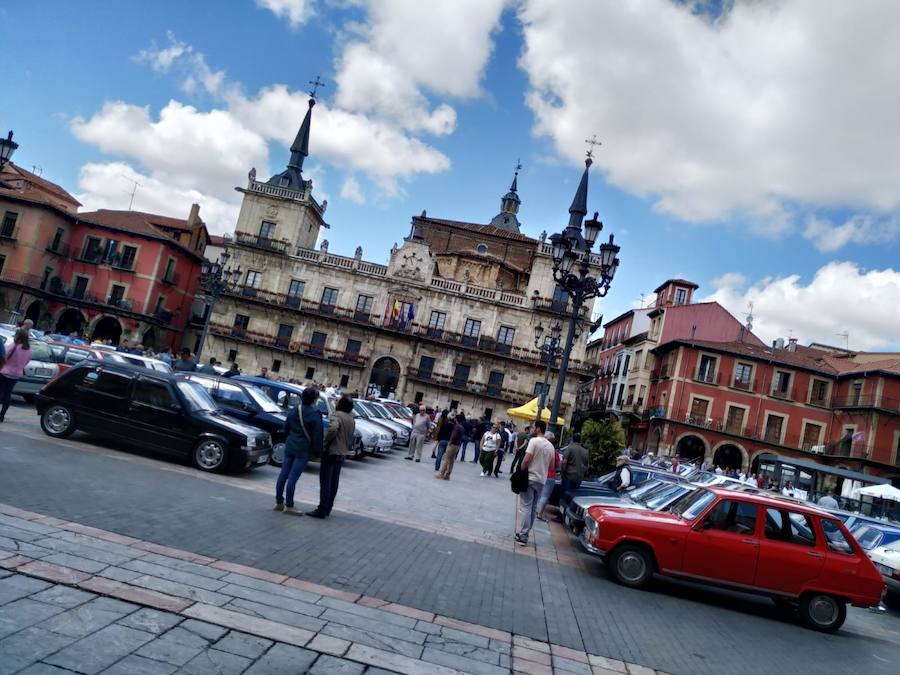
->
[0,329,32,423]
[274,387,324,515]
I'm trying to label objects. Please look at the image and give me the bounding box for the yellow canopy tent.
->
[506,398,566,426]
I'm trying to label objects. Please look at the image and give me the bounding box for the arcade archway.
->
[91,316,123,345]
[55,308,86,336]
[25,300,49,329]
[713,443,745,471]
[676,434,707,463]
[368,356,401,397]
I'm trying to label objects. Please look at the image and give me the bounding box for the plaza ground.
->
[0,399,899,674]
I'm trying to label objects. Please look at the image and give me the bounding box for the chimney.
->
[774,338,785,350]
[186,203,202,251]
[787,338,798,352]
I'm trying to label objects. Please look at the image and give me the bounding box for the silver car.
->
[0,330,60,403]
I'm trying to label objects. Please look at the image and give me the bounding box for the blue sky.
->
[4,1,899,349]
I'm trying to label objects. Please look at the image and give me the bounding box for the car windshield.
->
[363,402,388,419]
[627,480,665,502]
[672,488,716,520]
[644,484,690,510]
[690,472,720,485]
[176,382,218,412]
[352,401,371,417]
[244,385,281,413]
[851,525,884,550]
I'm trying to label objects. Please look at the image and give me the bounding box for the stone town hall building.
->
[205,95,600,419]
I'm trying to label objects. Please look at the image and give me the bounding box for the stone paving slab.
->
[0,501,678,674]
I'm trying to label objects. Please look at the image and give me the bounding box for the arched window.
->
[475,243,488,255]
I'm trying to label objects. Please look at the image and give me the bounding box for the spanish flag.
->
[391,299,401,325]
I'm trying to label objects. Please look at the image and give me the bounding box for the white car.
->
[869,539,900,606]
[110,352,173,373]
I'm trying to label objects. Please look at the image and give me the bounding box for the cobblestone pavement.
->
[1,400,900,675]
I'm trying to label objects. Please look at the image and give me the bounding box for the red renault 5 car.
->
[580,487,884,631]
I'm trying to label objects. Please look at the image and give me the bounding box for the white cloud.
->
[256,0,314,28]
[803,214,900,253]
[74,162,240,234]
[134,31,192,72]
[705,262,900,350]
[518,0,900,236]
[340,175,365,204]
[333,0,507,133]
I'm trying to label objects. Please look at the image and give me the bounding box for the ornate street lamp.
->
[546,154,621,435]
[0,131,18,169]
[195,250,242,360]
[533,321,563,427]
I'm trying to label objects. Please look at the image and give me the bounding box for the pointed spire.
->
[288,98,315,172]
[567,156,591,229]
[510,171,518,193]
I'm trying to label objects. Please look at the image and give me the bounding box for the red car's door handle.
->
[741,539,759,546]
[807,551,825,559]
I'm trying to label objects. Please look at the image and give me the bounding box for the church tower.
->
[489,163,522,232]
[232,83,328,252]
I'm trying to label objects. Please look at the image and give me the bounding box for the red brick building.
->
[646,338,900,485]
[0,161,208,349]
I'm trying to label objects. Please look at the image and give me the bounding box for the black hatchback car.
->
[181,374,290,465]
[35,360,272,473]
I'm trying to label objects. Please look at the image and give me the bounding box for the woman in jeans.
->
[0,329,32,422]
[274,387,324,515]
[479,423,501,477]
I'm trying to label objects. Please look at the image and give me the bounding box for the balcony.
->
[693,370,722,385]
[833,394,900,414]
[731,378,754,391]
[234,231,291,255]
[531,296,589,317]
[161,272,180,286]
[153,309,174,325]
[208,323,368,368]
[76,249,103,265]
[45,242,69,257]
[112,260,136,273]
[650,365,670,380]
[406,367,538,405]
[770,385,795,401]
[106,297,134,311]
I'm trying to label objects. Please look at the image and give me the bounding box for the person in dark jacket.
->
[437,413,466,480]
[274,387,324,515]
[308,395,355,518]
[433,410,455,469]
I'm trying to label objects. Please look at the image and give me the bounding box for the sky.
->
[4,0,900,350]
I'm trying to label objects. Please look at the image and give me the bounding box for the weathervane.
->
[308,76,326,99]
[585,134,601,159]
[515,158,522,174]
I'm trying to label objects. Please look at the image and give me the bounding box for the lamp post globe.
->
[0,131,18,168]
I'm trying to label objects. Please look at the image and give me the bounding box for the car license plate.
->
[34,368,53,377]
[256,455,269,465]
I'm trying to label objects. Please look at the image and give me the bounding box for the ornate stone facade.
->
[204,98,600,419]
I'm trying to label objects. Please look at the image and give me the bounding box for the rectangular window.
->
[418,355,435,379]
[810,379,829,405]
[463,318,481,338]
[340,374,350,388]
[427,310,446,337]
[452,364,471,388]
[345,338,362,362]
[92,371,132,398]
[764,414,785,443]
[73,276,90,299]
[232,314,249,337]
[275,323,293,348]
[551,286,569,312]
[51,227,64,252]
[1,211,18,238]
[414,391,424,404]
[245,270,262,287]
[355,294,374,320]
[801,422,823,449]
[487,371,504,396]
[305,367,315,380]
[118,245,138,270]
[765,509,816,547]
[697,355,717,383]
[227,349,237,362]
[287,279,305,297]
[704,500,757,535]
[725,406,745,434]
[272,359,282,373]
[132,379,176,409]
[622,354,631,376]
[259,220,276,242]
[108,284,126,306]
[82,236,102,262]
[674,288,687,305]
[320,287,339,312]
[163,258,176,282]
[850,381,863,405]
[102,239,118,264]
[0,254,5,276]
[309,331,327,356]
[734,363,753,389]
[689,398,709,421]
[154,295,165,313]
[40,267,52,290]
[534,381,549,399]
[772,370,791,398]
[496,325,515,347]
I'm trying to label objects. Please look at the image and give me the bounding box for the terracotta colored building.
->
[646,338,900,485]
[0,161,208,348]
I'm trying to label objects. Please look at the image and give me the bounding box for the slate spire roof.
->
[268,97,315,191]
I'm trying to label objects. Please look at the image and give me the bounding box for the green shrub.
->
[581,418,626,476]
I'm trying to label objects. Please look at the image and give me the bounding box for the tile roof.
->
[76,209,203,259]
[0,163,81,207]
[413,216,537,243]
[653,278,699,293]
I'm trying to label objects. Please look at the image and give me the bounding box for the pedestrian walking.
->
[458,416,474,461]
[536,436,562,521]
[510,425,532,473]
[560,432,589,498]
[437,413,466,480]
[431,409,448,458]
[515,421,555,546]
[198,357,218,374]
[0,329,32,422]
[433,410,454,470]
[493,421,510,476]
[406,406,430,461]
[309,395,355,518]
[479,423,501,476]
[817,490,840,509]
[173,348,197,372]
[472,416,489,463]
[274,387,324,515]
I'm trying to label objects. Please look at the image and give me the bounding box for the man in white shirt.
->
[611,455,632,492]
[515,421,556,546]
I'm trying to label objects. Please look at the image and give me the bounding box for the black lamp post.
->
[0,131,18,169]
[546,156,621,435]
[533,321,563,427]
[195,250,242,360]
